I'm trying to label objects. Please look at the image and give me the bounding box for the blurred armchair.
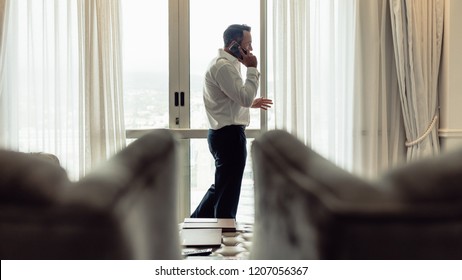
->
[250,130,462,259]
[0,129,181,259]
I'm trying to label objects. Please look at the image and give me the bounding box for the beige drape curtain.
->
[353,0,406,177]
[389,0,444,161]
[78,0,126,174]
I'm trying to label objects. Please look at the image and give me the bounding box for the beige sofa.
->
[251,129,462,259]
[0,129,181,260]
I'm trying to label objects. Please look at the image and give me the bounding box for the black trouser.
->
[190,125,247,218]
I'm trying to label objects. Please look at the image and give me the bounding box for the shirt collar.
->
[218,48,238,63]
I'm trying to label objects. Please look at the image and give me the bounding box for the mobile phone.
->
[229,41,247,59]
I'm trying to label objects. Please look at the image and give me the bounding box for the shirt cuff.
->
[246,67,260,78]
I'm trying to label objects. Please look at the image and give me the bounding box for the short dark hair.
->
[223,24,251,47]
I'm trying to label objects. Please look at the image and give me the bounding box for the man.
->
[191,24,273,219]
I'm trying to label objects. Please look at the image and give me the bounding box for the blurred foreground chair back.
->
[0,129,181,259]
[251,130,462,260]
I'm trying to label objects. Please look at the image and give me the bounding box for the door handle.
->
[174,92,179,107]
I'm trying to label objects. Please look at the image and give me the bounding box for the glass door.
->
[122,0,265,222]
[189,0,262,224]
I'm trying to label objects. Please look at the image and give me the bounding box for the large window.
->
[121,0,169,130]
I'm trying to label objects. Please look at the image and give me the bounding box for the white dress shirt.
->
[203,49,260,130]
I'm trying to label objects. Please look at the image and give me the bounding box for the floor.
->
[182,222,254,260]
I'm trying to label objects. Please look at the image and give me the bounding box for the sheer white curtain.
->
[0,0,8,96]
[389,0,444,161]
[353,0,406,177]
[0,0,125,180]
[1,0,81,179]
[268,0,355,171]
[268,0,407,176]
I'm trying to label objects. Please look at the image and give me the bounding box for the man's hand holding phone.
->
[238,47,258,68]
[229,41,257,68]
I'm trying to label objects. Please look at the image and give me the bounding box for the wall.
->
[439,0,462,152]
